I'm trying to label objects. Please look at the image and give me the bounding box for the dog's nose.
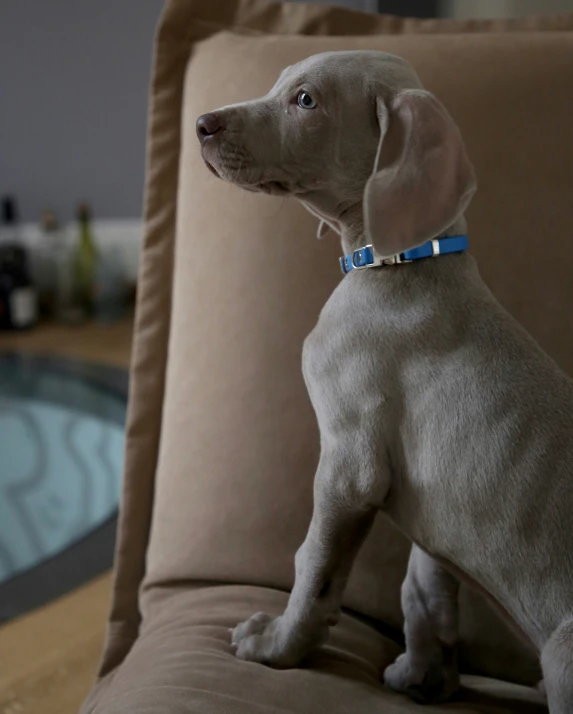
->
[196,113,225,144]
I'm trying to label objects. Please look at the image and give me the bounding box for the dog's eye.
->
[297,91,317,110]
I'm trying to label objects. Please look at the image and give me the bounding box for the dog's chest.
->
[301,277,390,436]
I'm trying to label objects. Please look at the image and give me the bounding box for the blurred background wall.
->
[443,0,573,18]
[0,0,163,223]
[1,0,572,223]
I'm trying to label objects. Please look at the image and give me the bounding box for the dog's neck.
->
[340,214,367,256]
[335,204,364,255]
[339,204,468,257]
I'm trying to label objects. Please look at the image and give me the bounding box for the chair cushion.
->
[83,585,545,714]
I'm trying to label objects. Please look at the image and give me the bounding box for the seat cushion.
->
[83,585,546,714]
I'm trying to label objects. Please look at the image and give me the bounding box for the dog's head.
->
[197,51,476,257]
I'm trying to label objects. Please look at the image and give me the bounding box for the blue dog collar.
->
[340,235,469,275]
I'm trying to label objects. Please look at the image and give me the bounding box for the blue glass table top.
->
[0,353,127,622]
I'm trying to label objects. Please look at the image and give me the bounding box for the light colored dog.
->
[196,51,573,712]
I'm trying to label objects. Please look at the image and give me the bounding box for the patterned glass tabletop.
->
[0,353,127,621]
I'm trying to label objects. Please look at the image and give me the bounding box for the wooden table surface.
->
[0,315,134,368]
[0,317,134,714]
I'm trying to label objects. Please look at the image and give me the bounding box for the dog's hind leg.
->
[541,616,573,714]
[384,545,460,704]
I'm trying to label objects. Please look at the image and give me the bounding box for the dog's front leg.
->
[232,452,377,667]
[384,544,460,704]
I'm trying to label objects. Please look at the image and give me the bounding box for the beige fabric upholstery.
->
[145,25,573,681]
[84,586,546,714]
[82,2,573,711]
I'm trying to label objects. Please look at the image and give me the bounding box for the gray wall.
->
[442,0,573,18]
[0,0,163,222]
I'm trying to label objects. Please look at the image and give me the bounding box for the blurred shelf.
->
[0,315,134,369]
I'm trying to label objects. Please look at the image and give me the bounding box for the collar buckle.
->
[351,247,372,270]
[339,235,468,275]
[382,253,410,266]
[340,245,404,274]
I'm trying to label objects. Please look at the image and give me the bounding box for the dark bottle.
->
[0,196,38,330]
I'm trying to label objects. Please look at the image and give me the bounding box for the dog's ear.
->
[364,90,476,258]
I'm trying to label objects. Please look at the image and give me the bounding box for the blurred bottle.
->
[0,196,38,330]
[31,209,58,318]
[70,202,98,321]
[30,209,75,321]
[94,243,127,323]
[1,196,21,244]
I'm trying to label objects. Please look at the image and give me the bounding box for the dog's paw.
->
[231,612,299,668]
[384,653,459,705]
[231,610,329,668]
